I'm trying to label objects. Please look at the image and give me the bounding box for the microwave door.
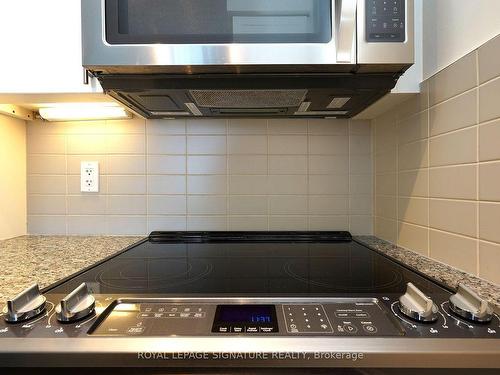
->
[105,0,333,45]
[82,0,357,72]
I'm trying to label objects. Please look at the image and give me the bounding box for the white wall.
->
[423,0,500,79]
[0,114,27,240]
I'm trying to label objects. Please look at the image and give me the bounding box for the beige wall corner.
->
[0,113,27,239]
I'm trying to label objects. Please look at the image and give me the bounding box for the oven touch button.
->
[342,323,358,334]
[362,324,377,334]
[127,326,145,335]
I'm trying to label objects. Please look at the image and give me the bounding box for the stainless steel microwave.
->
[82,0,414,118]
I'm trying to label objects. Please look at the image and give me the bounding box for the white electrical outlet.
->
[81,161,99,193]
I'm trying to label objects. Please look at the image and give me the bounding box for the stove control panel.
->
[87,299,403,337]
[0,296,498,339]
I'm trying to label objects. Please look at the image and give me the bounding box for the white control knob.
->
[55,283,95,323]
[399,282,438,322]
[449,284,493,323]
[3,284,46,323]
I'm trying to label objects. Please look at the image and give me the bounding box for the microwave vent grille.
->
[190,90,307,109]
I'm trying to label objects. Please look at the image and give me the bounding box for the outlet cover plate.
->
[81,161,99,193]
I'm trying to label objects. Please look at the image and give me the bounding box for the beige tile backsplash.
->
[428,51,477,106]
[479,119,500,161]
[479,75,500,122]
[429,90,477,136]
[374,34,500,285]
[27,118,373,236]
[429,165,477,200]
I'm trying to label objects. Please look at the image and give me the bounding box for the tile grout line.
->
[104,121,110,235]
[476,69,500,87]
[427,80,431,257]
[475,50,481,277]
[28,151,371,157]
[184,121,188,231]
[395,113,400,246]
[373,119,377,236]
[306,120,310,231]
[145,119,149,234]
[428,85,477,111]
[225,119,229,231]
[266,120,270,231]
[64,135,68,236]
[371,120,376,235]
[347,120,351,233]
[425,122,479,141]
[65,131,69,236]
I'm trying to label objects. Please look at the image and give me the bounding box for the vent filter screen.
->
[190,90,307,108]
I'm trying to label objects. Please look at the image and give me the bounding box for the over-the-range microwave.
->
[82,0,414,119]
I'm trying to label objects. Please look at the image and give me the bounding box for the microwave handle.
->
[336,0,357,63]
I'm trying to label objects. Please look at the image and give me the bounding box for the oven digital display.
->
[212,305,278,333]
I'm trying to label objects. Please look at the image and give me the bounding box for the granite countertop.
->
[355,236,500,311]
[1,235,498,312]
[0,236,142,310]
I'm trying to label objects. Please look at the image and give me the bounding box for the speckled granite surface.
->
[1,235,498,313]
[355,236,500,311]
[0,236,142,310]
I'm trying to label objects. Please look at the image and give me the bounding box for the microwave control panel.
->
[366,0,406,42]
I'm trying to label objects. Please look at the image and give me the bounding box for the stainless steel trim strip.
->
[1,338,499,368]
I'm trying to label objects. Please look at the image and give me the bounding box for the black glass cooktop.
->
[46,232,450,297]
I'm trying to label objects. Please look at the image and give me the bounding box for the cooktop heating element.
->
[0,232,499,372]
[95,257,214,291]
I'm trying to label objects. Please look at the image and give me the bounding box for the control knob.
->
[399,282,438,322]
[449,284,493,323]
[55,283,95,323]
[3,284,46,323]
